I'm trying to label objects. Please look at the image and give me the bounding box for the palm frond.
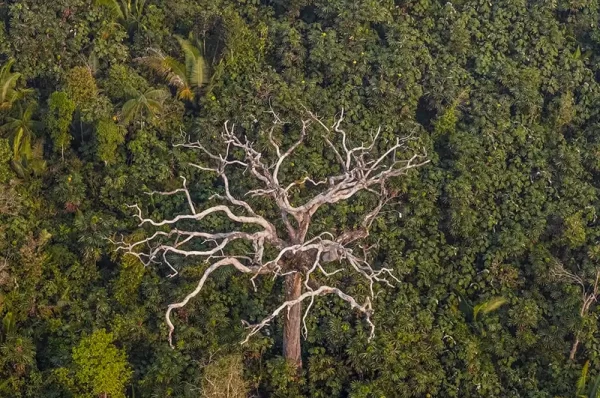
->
[22,102,36,121]
[175,36,209,87]
[12,127,24,159]
[137,52,188,90]
[13,87,34,103]
[175,35,201,61]
[120,89,166,124]
[136,51,171,75]
[0,59,27,110]
[145,99,163,117]
[578,361,590,396]
[120,98,139,125]
[20,130,32,160]
[1,312,15,337]
[95,0,125,19]
[473,297,507,320]
[9,158,26,179]
[0,73,20,106]
[588,374,600,398]
[0,119,18,134]
[189,57,209,87]
[137,37,209,102]
[176,86,194,101]
[0,59,16,82]
[135,0,146,15]
[144,88,168,101]
[163,57,188,87]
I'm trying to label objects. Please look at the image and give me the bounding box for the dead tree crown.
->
[116,108,429,348]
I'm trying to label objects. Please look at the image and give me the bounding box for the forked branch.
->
[551,261,600,360]
[116,109,428,348]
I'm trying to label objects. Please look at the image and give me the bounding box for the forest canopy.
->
[2,0,600,397]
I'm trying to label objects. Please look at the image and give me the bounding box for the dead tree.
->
[116,109,428,368]
[551,261,600,361]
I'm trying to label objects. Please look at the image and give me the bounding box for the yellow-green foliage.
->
[564,212,587,248]
[114,254,145,306]
[0,138,12,183]
[47,91,75,155]
[95,119,125,164]
[56,329,132,398]
[555,91,575,128]
[65,67,98,106]
[201,354,249,398]
[433,104,458,136]
[473,297,507,321]
[64,66,113,122]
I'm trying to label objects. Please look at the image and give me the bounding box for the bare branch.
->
[551,260,600,360]
[166,257,270,348]
[241,285,374,344]
[146,176,196,215]
[117,109,428,350]
[272,119,308,186]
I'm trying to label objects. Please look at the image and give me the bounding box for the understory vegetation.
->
[2,0,600,396]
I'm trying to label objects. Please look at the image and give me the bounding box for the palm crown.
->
[137,36,209,101]
[0,59,33,111]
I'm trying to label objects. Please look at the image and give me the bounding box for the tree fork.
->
[116,109,428,359]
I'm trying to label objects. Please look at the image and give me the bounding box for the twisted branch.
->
[116,109,428,348]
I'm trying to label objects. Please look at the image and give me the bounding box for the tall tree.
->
[47,92,76,160]
[117,109,428,367]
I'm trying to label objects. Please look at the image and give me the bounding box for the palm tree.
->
[120,88,167,126]
[0,102,42,162]
[0,59,33,111]
[96,0,147,37]
[137,36,209,102]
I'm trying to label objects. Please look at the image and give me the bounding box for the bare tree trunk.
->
[570,336,580,361]
[283,273,302,368]
[120,113,426,353]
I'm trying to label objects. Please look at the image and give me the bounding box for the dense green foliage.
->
[54,329,132,397]
[3,0,600,396]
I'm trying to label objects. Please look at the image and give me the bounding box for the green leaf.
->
[578,361,590,395]
[473,297,507,321]
[588,374,600,398]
